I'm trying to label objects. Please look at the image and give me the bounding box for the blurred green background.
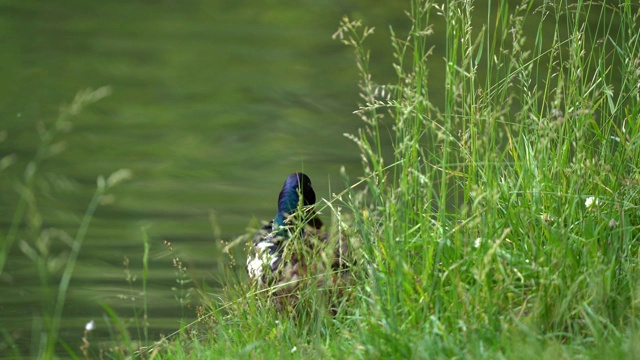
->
[0,0,412,352]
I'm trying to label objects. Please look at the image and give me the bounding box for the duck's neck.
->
[273,187,301,235]
[274,212,287,229]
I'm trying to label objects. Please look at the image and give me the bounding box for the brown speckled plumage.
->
[246,173,353,312]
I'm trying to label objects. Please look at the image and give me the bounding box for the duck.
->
[246,173,351,310]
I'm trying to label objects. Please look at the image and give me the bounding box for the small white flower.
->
[473,238,482,248]
[290,346,297,354]
[85,320,95,331]
[585,196,599,208]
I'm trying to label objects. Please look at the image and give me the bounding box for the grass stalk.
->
[43,172,129,357]
[142,228,150,347]
[0,87,112,276]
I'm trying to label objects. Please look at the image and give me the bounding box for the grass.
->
[2,0,640,358]
[0,87,136,358]
[159,0,640,358]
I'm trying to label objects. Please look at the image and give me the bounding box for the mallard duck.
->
[246,173,350,310]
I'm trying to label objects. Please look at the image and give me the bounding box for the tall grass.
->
[333,0,640,357]
[0,87,136,358]
[0,87,111,277]
[165,0,640,358]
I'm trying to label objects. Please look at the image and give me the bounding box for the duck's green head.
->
[274,173,316,230]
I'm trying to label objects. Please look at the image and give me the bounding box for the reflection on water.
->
[0,0,408,355]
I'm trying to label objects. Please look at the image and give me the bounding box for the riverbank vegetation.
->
[182,0,640,358]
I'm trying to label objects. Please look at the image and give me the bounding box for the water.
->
[0,0,409,355]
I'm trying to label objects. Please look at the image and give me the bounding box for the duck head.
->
[273,173,316,230]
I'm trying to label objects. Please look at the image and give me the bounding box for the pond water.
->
[0,0,411,355]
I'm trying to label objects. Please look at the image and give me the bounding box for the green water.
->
[0,0,411,355]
